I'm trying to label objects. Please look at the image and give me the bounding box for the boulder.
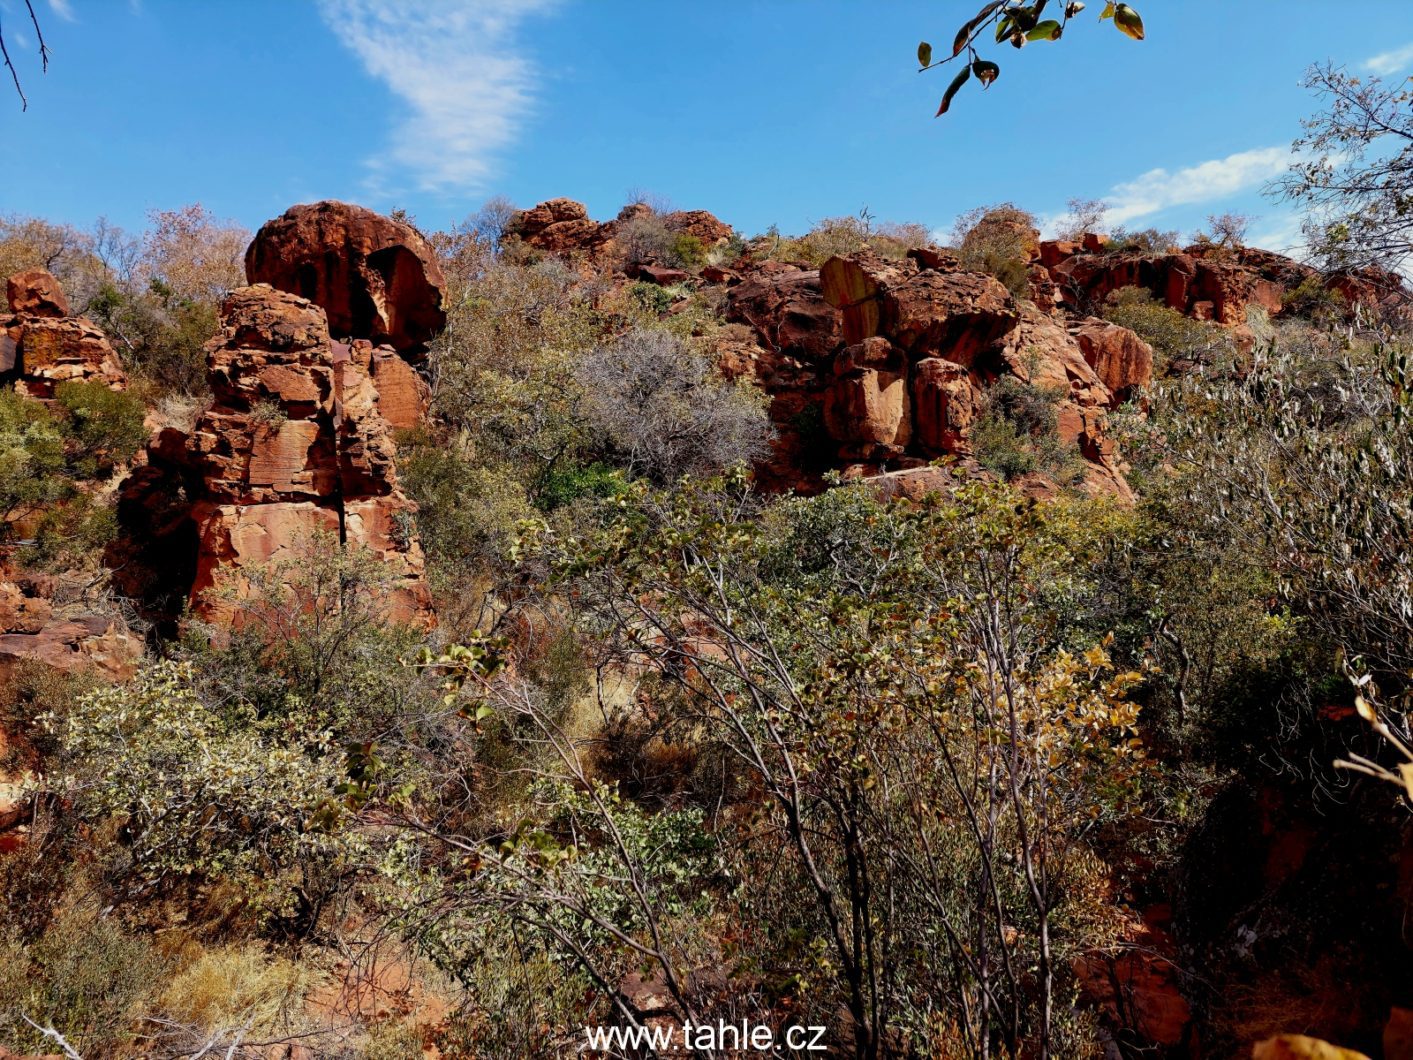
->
[6,268,69,317]
[633,263,691,286]
[244,201,447,352]
[662,209,733,246]
[819,251,919,345]
[1070,318,1154,406]
[883,270,1017,363]
[726,265,843,364]
[3,270,127,397]
[911,357,980,454]
[824,339,909,450]
[1252,1036,1372,1060]
[506,198,611,258]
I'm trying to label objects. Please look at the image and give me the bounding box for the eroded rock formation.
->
[505,197,735,265]
[720,248,1146,499]
[245,200,447,354]
[2,269,126,397]
[112,284,432,628]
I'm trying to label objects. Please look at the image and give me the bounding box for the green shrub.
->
[970,373,1082,483]
[53,380,148,476]
[1102,286,1233,372]
[534,460,626,512]
[628,280,674,315]
[43,662,364,930]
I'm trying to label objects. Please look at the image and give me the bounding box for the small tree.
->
[1276,63,1413,275]
[1198,211,1251,249]
[1054,197,1109,241]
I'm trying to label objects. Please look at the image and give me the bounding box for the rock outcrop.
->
[112,284,432,629]
[505,198,734,266]
[0,570,140,681]
[245,201,447,354]
[1038,239,1402,324]
[2,269,126,397]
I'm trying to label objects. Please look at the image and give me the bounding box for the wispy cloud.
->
[46,0,75,21]
[1101,146,1292,226]
[1249,210,1308,257]
[1364,41,1413,76]
[316,0,559,195]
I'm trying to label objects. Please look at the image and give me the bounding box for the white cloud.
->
[1364,41,1413,76]
[46,0,75,21]
[316,0,558,195]
[1249,210,1308,257]
[1101,146,1293,226]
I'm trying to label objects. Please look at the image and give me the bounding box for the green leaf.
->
[918,41,933,67]
[973,59,1001,87]
[995,14,1014,41]
[1027,18,1063,40]
[1114,3,1144,39]
[936,65,972,116]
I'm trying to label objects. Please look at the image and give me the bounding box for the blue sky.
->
[2,0,1411,252]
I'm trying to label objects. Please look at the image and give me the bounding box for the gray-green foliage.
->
[42,662,361,922]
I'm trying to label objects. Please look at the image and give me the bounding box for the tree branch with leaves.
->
[920,1,1143,116]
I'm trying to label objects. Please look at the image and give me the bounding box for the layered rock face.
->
[245,200,447,354]
[1037,239,1398,324]
[722,249,1147,498]
[2,269,126,397]
[113,283,432,629]
[0,570,141,681]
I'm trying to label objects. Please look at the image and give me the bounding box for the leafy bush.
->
[43,662,363,930]
[0,386,143,563]
[970,373,1083,484]
[53,380,147,476]
[534,460,626,512]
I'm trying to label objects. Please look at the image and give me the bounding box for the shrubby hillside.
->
[0,77,1410,1055]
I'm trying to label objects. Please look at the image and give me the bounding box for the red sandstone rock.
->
[2,271,127,398]
[245,201,447,352]
[825,339,909,449]
[906,245,961,272]
[882,269,1017,364]
[633,263,691,286]
[367,344,430,431]
[911,357,980,454]
[507,198,611,258]
[6,268,69,317]
[662,209,733,246]
[1070,318,1154,406]
[725,265,843,364]
[0,612,141,681]
[818,251,919,345]
[1252,1036,1371,1060]
[117,283,432,629]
